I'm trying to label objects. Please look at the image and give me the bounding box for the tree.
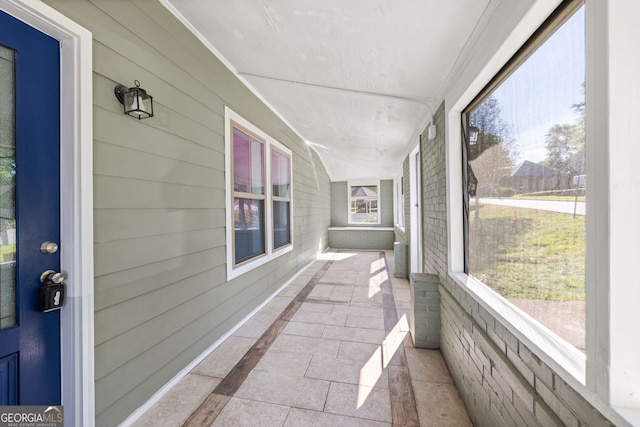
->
[467,95,516,197]
[468,96,514,162]
[542,123,578,174]
[470,144,514,197]
[542,84,585,176]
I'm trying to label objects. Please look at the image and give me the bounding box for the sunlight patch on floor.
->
[317,252,357,261]
[356,346,383,408]
[382,314,409,368]
[370,258,385,274]
[357,314,409,408]
[368,274,383,298]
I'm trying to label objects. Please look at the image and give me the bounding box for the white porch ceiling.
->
[163,0,492,181]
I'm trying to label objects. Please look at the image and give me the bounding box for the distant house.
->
[505,160,571,194]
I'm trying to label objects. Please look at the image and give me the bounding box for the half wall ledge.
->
[327,226,395,250]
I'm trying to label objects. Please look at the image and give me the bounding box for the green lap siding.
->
[43,1,330,425]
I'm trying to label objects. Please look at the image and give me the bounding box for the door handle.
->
[40,241,59,255]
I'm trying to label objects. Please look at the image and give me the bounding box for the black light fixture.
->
[468,124,479,145]
[114,80,154,120]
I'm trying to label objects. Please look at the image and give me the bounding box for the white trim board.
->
[0,1,95,426]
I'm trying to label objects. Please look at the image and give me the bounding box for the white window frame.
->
[447,1,638,425]
[270,145,293,251]
[225,107,293,280]
[394,176,405,230]
[454,0,587,381]
[347,180,381,225]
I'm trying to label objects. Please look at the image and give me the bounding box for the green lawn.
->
[468,204,585,300]
[0,243,15,263]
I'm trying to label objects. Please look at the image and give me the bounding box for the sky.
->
[490,6,585,164]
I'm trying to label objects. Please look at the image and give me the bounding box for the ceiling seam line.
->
[237,71,434,106]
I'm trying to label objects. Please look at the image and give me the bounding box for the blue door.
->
[0,10,61,405]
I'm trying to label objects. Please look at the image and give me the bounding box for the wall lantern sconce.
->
[114,80,154,120]
[468,124,479,145]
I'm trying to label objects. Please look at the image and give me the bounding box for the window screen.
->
[463,0,586,351]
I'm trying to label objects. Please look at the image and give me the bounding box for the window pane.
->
[350,185,378,223]
[465,6,585,351]
[271,149,290,198]
[234,198,265,263]
[233,127,264,194]
[0,45,16,330]
[273,200,290,249]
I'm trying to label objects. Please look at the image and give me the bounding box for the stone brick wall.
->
[421,106,447,276]
[419,101,615,426]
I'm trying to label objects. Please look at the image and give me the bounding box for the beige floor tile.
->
[329,285,354,302]
[211,397,290,427]
[346,314,385,330]
[366,272,388,288]
[270,334,341,357]
[405,347,453,384]
[277,284,304,298]
[352,283,379,294]
[396,309,411,325]
[331,305,384,319]
[260,295,294,316]
[283,408,390,427]
[391,286,411,303]
[233,312,275,339]
[192,336,255,378]
[235,370,330,411]
[337,341,382,362]
[277,277,309,296]
[395,300,411,311]
[133,251,473,427]
[291,309,347,326]
[351,287,383,304]
[298,302,334,313]
[318,273,356,285]
[412,380,473,426]
[322,325,386,345]
[308,284,334,299]
[324,381,392,423]
[306,355,388,388]
[132,374,220,427]
[254,350,312,377]
[327,262,361,271]
[281,320,325,337]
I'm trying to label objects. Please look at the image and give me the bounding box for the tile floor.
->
[132,250,472,426]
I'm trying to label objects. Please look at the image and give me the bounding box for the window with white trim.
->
[271,147,291,249]
[348,181,380,224]
[462,0,585,351]
[225,107,293,279]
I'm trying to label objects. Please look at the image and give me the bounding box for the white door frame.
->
[409,143,422,274]
[0,1,94,425]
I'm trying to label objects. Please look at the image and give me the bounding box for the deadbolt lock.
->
[39,270,66,312]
